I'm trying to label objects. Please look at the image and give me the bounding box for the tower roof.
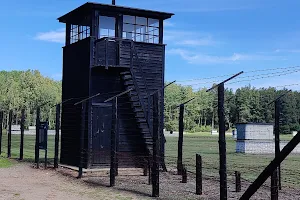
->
[58,2,174,23]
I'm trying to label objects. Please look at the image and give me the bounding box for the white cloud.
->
[164,30,217,47]
[275,49,300,53]
[129,0,254,13]
[167,48,283,64]
[164,20,175,27]
[35,28,65,44]
[172,6,251,13]
[164,30,194,41]
[175,37,216,46]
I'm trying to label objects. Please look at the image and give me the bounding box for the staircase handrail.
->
[95,37,153,137]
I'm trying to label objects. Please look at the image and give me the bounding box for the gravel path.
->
[0,163,139,200]
[0,163,300,200]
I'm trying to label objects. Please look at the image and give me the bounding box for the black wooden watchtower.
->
[58,2,173,168]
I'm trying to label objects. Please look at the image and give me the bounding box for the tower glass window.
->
[99,16,116,39]
[123,15,159,44]
[70,24,90,44]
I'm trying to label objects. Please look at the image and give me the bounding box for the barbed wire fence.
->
[0,106,59,168]
[163,66,300,199]
[0,65,300,199]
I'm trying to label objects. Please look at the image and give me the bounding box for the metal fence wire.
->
[1,85,300,199]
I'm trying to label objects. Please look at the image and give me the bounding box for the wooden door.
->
[91,103,112,166]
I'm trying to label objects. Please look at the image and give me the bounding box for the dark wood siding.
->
[61,38,91,167]
[90,67,148,167]
[92,41,165,166]
[94,39,118,67]
[131,42,164,94]
[123,42,165,129]
[94,39,165,108]
[61,38,165,168]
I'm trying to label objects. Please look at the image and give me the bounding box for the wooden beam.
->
[159,19,163,44]
[74,93,101,105]
[240,131,300,200]
[104,89,133,103]
[206,71,244,92]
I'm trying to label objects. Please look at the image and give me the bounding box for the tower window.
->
[70,25,90,44]
[98,16,116,39]
[123,15,159,44]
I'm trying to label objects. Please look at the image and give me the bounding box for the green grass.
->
[0,156,13,168]
[165,133,300,187]
[280,134,294,141]
[1,134,57,163]
[1,131,299,187]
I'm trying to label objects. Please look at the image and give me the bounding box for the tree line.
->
[0,70,61,129]
[164,83,300,134]
[1,70,299,134]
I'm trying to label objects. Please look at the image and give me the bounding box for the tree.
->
[0,70,62,129]
[163,82,300,134]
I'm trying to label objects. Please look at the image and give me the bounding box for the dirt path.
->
[0,163,141,200]
[1,163,300,200]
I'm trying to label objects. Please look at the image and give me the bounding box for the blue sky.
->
[1,0,300,90]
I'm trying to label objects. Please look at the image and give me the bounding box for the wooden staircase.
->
[120,71,153,155]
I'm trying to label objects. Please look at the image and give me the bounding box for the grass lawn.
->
[0,134,57,163]
[165,132,300,187]
[0,157,13,168]
[1,131,299,187]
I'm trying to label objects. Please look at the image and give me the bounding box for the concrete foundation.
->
[236,140,300,154]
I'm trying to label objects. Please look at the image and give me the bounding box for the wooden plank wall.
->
[90,68,148,167]
[119,42,165,128]
[91,40,165,167]
[94,39,117,67]
[61,38,91,167]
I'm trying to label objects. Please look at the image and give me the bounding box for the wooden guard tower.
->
[58,2,174,168]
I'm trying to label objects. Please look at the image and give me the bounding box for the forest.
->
[164,82,300,134]
[1,70,300,134]
[0,70,61,129]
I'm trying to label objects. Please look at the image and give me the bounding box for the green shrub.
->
[280,125,290,134]
[191,126,211,133]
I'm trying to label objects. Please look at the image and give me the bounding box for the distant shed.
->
[236,123,274,154]
[236,123,300,154]
[236,123,274,140]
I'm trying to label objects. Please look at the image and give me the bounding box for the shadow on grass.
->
[83,178,155,198]
[55,166,154,198]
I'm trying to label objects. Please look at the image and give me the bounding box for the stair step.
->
[145,142,153,145]
[132,102,141,107]
[129,91,138,96]
[135,85,146,89]
[139,124,149,129]
[119,129,149,134]
[133,107,143,112]
[130,96,139,102]
[140,125,150,130]
[122,75,132,80]
[126,86,135,90]
[135,112,145,118]
[124,80,134,85]
[119,127,147,131]
[137,118,146,123]
[120,71,131,75]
